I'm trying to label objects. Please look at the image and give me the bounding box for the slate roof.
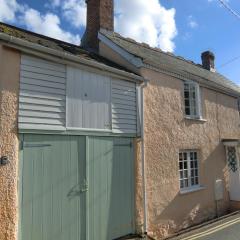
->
[100,30,240,95]
[0,22,133,74]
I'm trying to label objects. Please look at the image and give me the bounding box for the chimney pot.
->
[201,51,215,72]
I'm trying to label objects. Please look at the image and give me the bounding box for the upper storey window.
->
[184,81,201,119]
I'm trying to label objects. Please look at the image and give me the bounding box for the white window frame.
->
[184,81,202,119]
[179,150,200,191]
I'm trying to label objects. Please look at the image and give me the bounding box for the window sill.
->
[180,186,206,195]
[185,116,207,122]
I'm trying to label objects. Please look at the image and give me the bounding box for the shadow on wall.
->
[150,143,230,239]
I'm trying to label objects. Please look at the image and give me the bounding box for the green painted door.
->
[20,135,135,240]
[88,137,135,240]
[20,135,86,240]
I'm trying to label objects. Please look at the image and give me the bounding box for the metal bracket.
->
[0,156,9,165]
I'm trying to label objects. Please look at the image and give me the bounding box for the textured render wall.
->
[136,69,240,239]
[0,45,20,240]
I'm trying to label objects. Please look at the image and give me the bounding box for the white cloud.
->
[22,8,81,44]
[52,0,61,7]
[114,0,177,52]
[0,0,21,22]
[0,0,178,51]
[188,15,198,29]
[0,0,81,45]
[62,0,86,27]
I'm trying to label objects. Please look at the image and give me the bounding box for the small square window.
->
[179,150,200,190]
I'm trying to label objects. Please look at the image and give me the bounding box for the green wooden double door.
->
[19,134,135,240]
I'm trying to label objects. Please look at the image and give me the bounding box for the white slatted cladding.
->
[112,79,137,133]
[19,55,66,130]
[67,67,111,130]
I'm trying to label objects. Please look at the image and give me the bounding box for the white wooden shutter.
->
[19,55,66,130]
[111,79,137,134]
[67,67,111,130]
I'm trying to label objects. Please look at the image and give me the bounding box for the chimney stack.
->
[201,51,215,72]
[81,0,114,52]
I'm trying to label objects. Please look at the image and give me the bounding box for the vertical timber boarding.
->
[88,137,135,240]
[18,54,138,240]
[19,135,87,240]
[19,135,135,240]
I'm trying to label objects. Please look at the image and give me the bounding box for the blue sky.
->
[1,0,240,85]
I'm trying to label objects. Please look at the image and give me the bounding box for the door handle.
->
[80,179,88,193]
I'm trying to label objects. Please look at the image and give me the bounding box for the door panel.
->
[88,137,135,240]
[20,135,135,240]
[20,135,86,240]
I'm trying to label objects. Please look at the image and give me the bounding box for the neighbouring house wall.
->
[0,45,20,240]
[136,68,240,239]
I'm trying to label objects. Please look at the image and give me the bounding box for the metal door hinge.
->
[114,142,133,148]
[21,143,52,148]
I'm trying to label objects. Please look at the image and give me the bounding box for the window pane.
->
[193,107,197,116]
[184,83,189,90]
[190,85,195,91]
[191,178,195,185]
[184,179,189,187]
[194,161,198,168]
[195,177,199,185]
[192,91,196,99]
[180,180,184,188]
[185,107,190,115]
[179,161,183,170]
[184,91,189,99]
[184,170,188,178]
[190,100,197,109]
[190,161,194,168]
[180,171,183,179]
[184,161,188,169]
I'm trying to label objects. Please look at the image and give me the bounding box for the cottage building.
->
[83,0,240,239]
[99,31,240,238]
[1,0,240,240]
[0,22,143,240]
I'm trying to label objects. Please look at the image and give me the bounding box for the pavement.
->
[168,212,240,240]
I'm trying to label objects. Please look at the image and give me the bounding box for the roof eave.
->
[143,62,240,97]
[0,32,144,83]
[98,31,144,68]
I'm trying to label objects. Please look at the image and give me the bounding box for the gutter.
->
[0,32,144,83]
[139,79,149,235]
